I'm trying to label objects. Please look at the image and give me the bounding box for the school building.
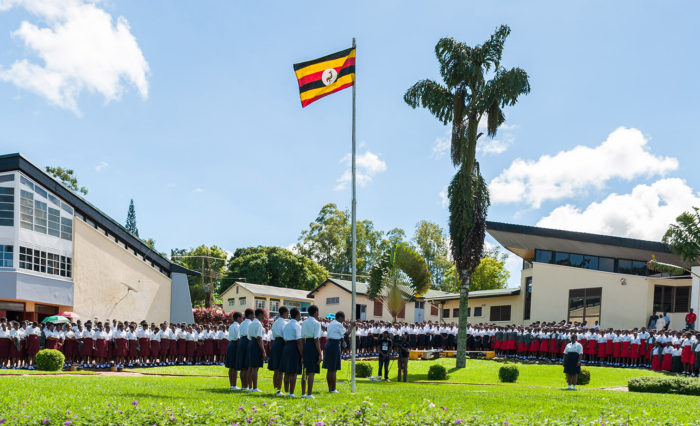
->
[220,281,313,316]
[424,221,697,330]
[0,153,197,324]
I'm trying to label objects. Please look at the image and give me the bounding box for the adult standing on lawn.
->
[685,308,696,330]
[377,330,393,381]
[300,305,322,399]
[563,334,583,390]
[322,311,353,393]
[236,308,254,390]
[225,311,242,390]
[268,306,289,394]
[397,333,410,382]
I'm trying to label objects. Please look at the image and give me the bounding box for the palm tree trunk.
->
[455,271,470,368]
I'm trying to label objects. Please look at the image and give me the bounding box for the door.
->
[356,304,366,320]
[414,301,424,323]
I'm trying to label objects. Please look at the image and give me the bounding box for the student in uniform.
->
[323,311,352,393]
[225,312,243,390]
[377,330,393,381]
[300,305,322,399]
[281,308,303,397]
[562,334,583,390]
[236,308,254,390]
[246,308,267,392]
[268,306,289,394]
[397,333,410,382]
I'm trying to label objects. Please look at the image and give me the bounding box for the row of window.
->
[0,245,13,268]
[18,246,72,278]
[441,306,485,319]
[326,297,339,305]
[534,249,651,276]
[226,297,282,313]
[19,175,73,241]
[0,187,14,227]
[653,285,690,313]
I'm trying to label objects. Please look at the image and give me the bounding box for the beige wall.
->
[526,262,691,330]
[72,218,172,323]
[439,293,523,325]
[221,283,311,314]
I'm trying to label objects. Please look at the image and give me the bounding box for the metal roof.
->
[0,153,199,277]
[307,278,457,300]
[221,282,313,301]
[425,287,521,301]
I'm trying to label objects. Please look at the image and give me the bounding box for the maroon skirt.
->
[26,335,41,355]
[0,337,10,358]
[138,338,150,357]
[115,339,128,357]
[187,341,195,357]
[204,339,214,356]
[150,340,160,357]
[219,339,228,357]
[9,339,22,358]
[62,339,76,358]
[45,338,60,351]
[160,339,170,356]
[169,339,178,356]
[177,339,187,356]
[95,339,107,358]
[81,338,94,356]
[128,340,138,358]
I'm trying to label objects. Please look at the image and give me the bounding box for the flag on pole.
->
[293,47,355,107]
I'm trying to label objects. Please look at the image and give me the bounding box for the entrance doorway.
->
[414,301,425,322]
[36,304,59,322]
[0,301,25,322]
[355,304,366,320]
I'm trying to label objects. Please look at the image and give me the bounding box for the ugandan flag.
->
[294,47,355,108]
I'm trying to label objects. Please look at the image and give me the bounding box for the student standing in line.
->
[377,330,393,381]
[562,334,583,390]
[225,311,242,390]
[268,306,289,395]
[246,308,267,392]
[236,308,254,390]
[397,333,410,382]
[300,305,322,399]
[281,308,303,397]
[322,311,353,393]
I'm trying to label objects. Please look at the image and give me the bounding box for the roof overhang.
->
[486,221,692,268]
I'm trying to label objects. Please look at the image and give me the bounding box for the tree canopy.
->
[171,245,228,308]
[125,199,139,237]
[662,207,700,264]
[443,247,510,293]
[45,166,88,195]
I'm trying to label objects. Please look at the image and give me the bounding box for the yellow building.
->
[220,282,313,316]
[0,153,197,323]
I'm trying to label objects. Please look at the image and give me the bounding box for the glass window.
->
[20,189,33,230]
[228,298,235,307]
[326,297,339,305]
[617,259,632,274]
[653,285,692,313]
[524,277,532,320]
[490,305,511,322]
[35,186,47,199]
[48,207,61,237]
[48,194,60,207]
[0,174,14,183]
[34,200,48,233]
[255,298,266,309]
[20,175,34,190]
[534,250,553,263]
[60,217,72,241]
[599,257,614,272]
[569,253,584,268]
[568,288,602,325]
[0,245,12,268]
[239,297,246,306]
[269,299,280,313]
[0,187,14,227]
[467,307,471,317]
[61,202,73,215]
[474,307,482,317]
[553,252,571,266]
[19,247,32,270]
[582,255,598,270]
[442,309,450,318]
[452,308,459,317]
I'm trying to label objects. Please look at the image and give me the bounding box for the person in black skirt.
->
[246,308,267,392]
[322,311,353,393]
[225,312,242,390]
[563,334,583,390]
[235,308,254,390]
[281,308,303,396]
[268,306,288,395]
[300,305,322,399]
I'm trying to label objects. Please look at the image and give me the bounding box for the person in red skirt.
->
[136,322,151,366]
[218,324,229,365]
[24,321,40,369]
[168,324,178,365]
[680,332,694,375]
[62,324,78,366]
[149,324,161,366]
[8,321,23,369]
[661,342,674,371]
[539,329,550,360]
[113,323,129,367]
[0,319,11,369]
[93,323,108,368]
[638,328,650,368]
[126,323,139,367]
[651,342,662,371]
[596,332,606,365]
[186,325,196,365]
[80,322,95,367]
[612,332,622,366]
[620,332,631,367]
[103,323,115,368]
[629,332,640,368]
[176,324,188,365]
[157,323,170,366]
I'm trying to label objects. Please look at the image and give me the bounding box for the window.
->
[19,246,32,269]
[0,174,14,183]
[653,285,691,313]
[60,217,72,241]
[568,287,601,325]
[524,277,532,320]
[34,200,47,233]
[0,245,12,268]
[373,299,383,316]
[430,304,438,316]
[270,299,280,313]
[326,297,340,305]
[255,298,266,309]
[452,308,459,317]
[442,309,450,318]
[20,189,33,230]
[46,253,58,275]
[598,257,614,272]
[534,249,552,263]
[466,307,471,317]
[228,298,235,307]
[473,307,482,317]
[0,187,14,226]
[18,246,70,278]
[239,297,247,306]
[490,305,511,322]
[47,207,61,237]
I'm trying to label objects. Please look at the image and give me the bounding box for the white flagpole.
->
[350,37,357,394]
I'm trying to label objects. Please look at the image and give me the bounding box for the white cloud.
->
[476,135,512,155]
[536,178,700,241]
[438,186,448,208]
[490,127,678,208]
[335,151,387,191]
[94,161,108,172]
[193,187,204,193]
[0,0,149,114]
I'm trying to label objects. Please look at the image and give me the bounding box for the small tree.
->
[125,199,139,237]
[45,166,88,195]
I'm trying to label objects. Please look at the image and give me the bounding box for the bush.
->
[427,364,448,380]
[35,349,65,371]
[498,364,519,383]
[355,362,372,378]
[628,376,700,396]
[577,368,591,385]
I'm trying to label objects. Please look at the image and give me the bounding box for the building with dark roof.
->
[0,153,197,323]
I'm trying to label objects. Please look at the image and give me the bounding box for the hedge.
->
[355,362,372,378]
[577,368,590,385]
[628,376,700,396]
[427,364,448,380]
[498,364,519,383]
[35,349,65,371]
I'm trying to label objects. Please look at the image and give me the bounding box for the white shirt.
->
[271,317,287,339]
[301,317,322,339]
[563,342,583,355]
[283,319,302,341]
[240,318,251,338]
[228,322,240,341]
[326,320,346,339]
[247,318,264,340]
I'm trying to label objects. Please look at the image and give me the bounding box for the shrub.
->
[628,376,700,396]
[35,349,65,371]
[428,364,448,380]
[498,364,519,383]
[577,368,591,385]
[355,362,372,378]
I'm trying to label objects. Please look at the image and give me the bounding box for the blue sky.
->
[1,1,699,286]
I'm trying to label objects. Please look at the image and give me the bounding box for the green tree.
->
[125,199,139,237]
[221,246,328,293]
[45,166,88,195]
[662,207,700,263]
[171,245,228,308]
[368,243,432,322]
[413,220,452,289]
[443,247,510,292]
[404,26,530,367]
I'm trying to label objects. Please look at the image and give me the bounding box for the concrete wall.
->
[170,272,194,323]
[438,293,523,325]
[0,270,73,306]
[221,283,312,315]
[72,218,172,323]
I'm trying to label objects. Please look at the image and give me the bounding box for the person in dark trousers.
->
[377,330,392,381]
[397,334,410,382]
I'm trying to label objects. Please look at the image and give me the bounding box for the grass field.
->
[1,359,697,425]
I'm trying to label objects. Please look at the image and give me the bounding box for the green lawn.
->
[1,359,697,425]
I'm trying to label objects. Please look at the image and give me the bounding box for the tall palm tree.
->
[368,243,432,322]
[404,25,530,367]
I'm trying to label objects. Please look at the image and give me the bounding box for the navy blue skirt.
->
[224,340,238,369]
[280,340,301,374]
[322,338,342,371]
[235,337,249,370]
[267,337,285,371]
[247,338,263,368]
[303,339,320,374]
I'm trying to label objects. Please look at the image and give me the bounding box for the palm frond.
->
[393,242,432,297]
[662,207,700,264]
[435,38,473,89]
[479,25,511,71]
[404,79,454,125]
